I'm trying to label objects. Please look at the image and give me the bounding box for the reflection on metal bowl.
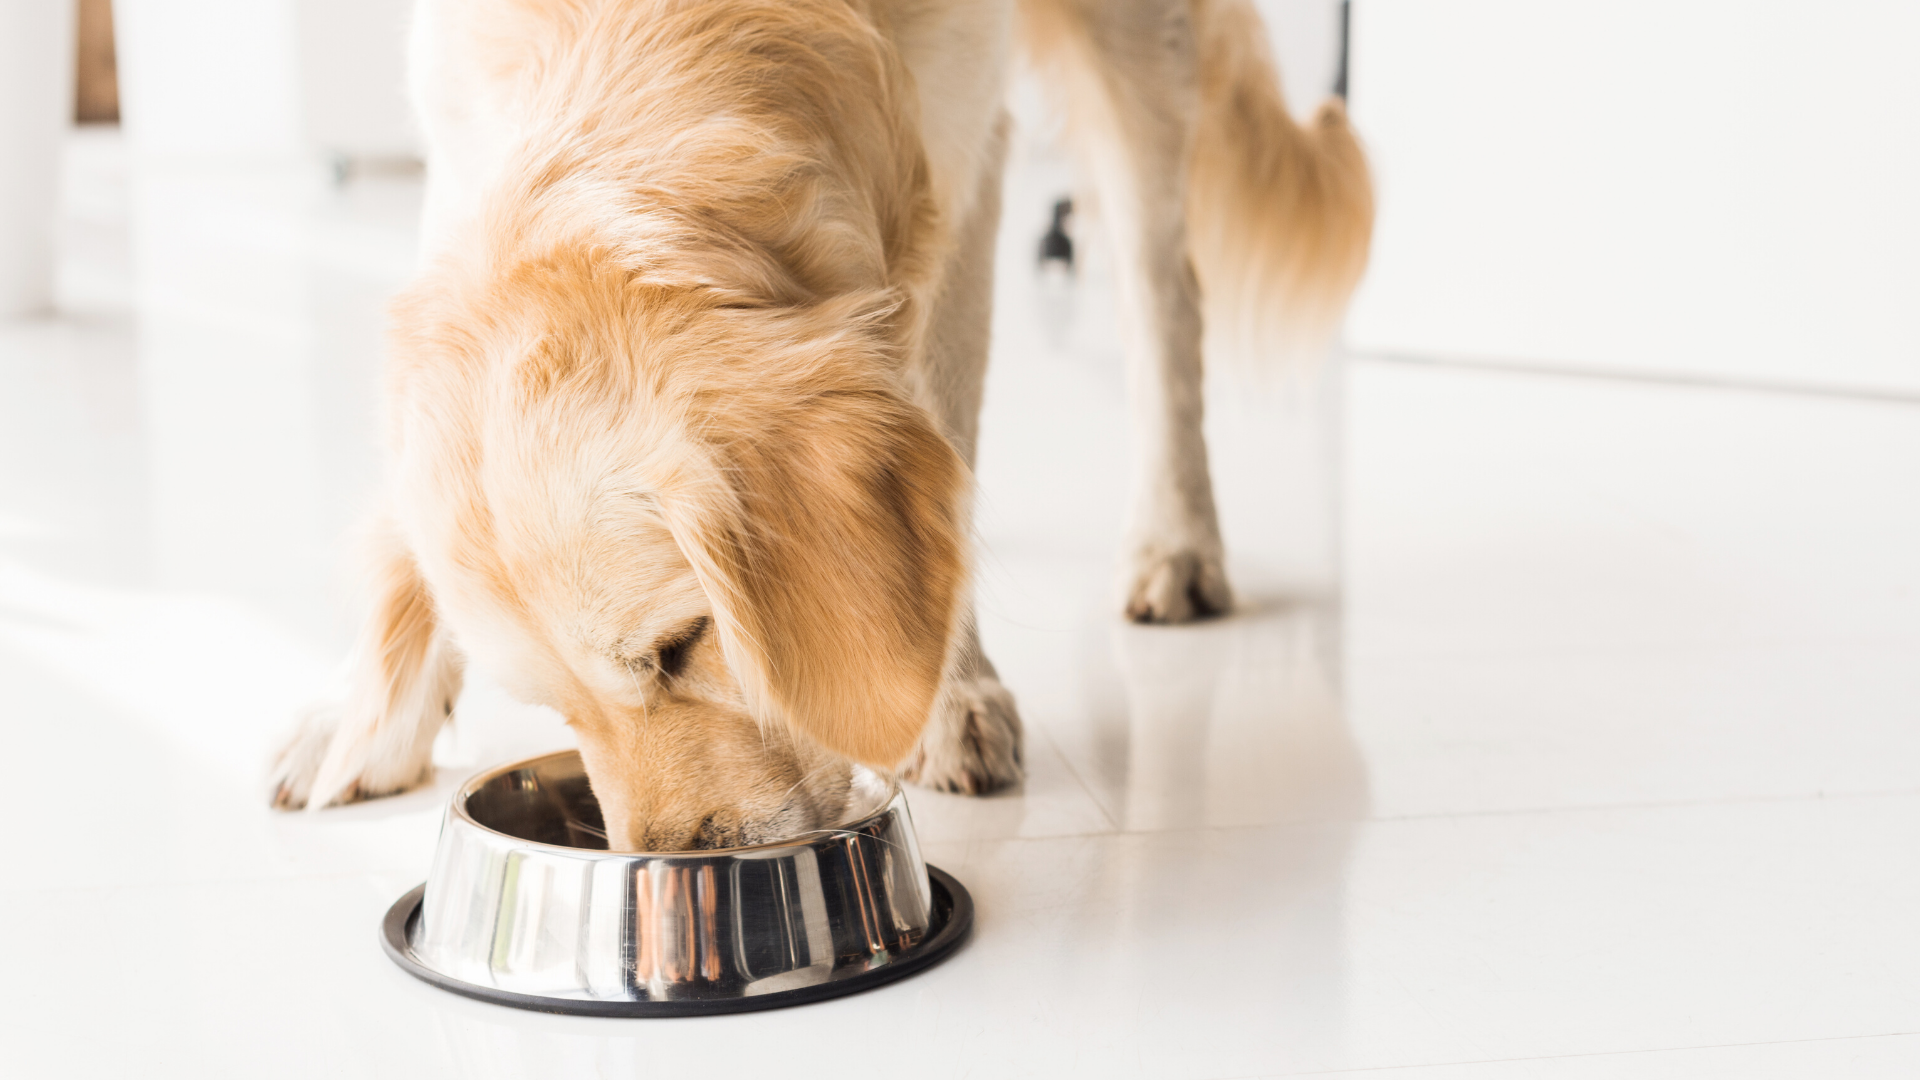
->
[379,750,972,1016]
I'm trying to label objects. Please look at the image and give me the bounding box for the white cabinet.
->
[0,0,76,314]
[115,0,417,163]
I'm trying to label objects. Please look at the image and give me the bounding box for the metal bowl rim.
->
[380,864,973,1016]
[448,748,908,859]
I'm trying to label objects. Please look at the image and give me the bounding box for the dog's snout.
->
[623,808,804,852]
[691,812,741,850]
[573,698,855,853]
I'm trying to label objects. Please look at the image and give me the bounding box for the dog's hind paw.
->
[900,670,1024,795]
[1124,546,1232,624]
[266,703,436,810]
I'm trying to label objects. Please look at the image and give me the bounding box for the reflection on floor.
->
[4,129,1919,1078]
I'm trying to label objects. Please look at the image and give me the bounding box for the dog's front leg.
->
[897,113,1025,794]
[901,620,1024,794]
[268,517,462,809]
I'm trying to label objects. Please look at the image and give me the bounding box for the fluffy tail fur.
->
[1185,0,1373,365]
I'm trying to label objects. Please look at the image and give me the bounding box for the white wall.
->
[1256,0,1347,119]
[114,0,417,163]
[1344,0,1920,394]
[294,0,416,160]
[0,0,76,314]
[113,0,306,160]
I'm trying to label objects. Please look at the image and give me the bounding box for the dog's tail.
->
[1186,0,1373,366]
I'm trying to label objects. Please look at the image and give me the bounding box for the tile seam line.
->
[1347,632,1920,664]
[1352,349,1920,409]
[1024,718,1124,833]
[1212,1026,1920,1078]
[0,868,409,899]
[1360,784,1920,826]
[926,784,1920,846]
[16,788,1913,895]
[1347,638,1920,665]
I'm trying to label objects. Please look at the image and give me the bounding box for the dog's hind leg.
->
[1023,0,1231,624]
[268,517,462,809]
[898,113,1025,795]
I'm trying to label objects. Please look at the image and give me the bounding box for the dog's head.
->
[388,249,965,850]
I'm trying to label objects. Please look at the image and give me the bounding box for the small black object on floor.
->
[1039,197,1074,271]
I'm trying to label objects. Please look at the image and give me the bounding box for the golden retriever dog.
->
[268,0,1371,851]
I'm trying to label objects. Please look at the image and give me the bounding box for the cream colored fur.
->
[1186,0,1373,366]
[268,0,1372,849]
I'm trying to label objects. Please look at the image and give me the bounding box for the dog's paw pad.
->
[265,705,433,810]
[1124,548,1232,624]
[267,707,338,810]
[901,673,1024,795]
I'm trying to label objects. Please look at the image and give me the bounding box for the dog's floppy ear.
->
[656,331,968,768]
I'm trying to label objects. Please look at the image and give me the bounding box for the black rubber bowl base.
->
[379,865,972,1017]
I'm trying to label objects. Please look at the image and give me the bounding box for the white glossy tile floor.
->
[4,129,1919,1078]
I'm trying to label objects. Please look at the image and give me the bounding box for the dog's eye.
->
[654,617,709,680]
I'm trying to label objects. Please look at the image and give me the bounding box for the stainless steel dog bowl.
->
[380,750,970,1016]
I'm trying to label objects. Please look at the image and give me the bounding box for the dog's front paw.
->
[1124,546,1232,624]
[900,671,1024,795]
[266,703,436,810]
